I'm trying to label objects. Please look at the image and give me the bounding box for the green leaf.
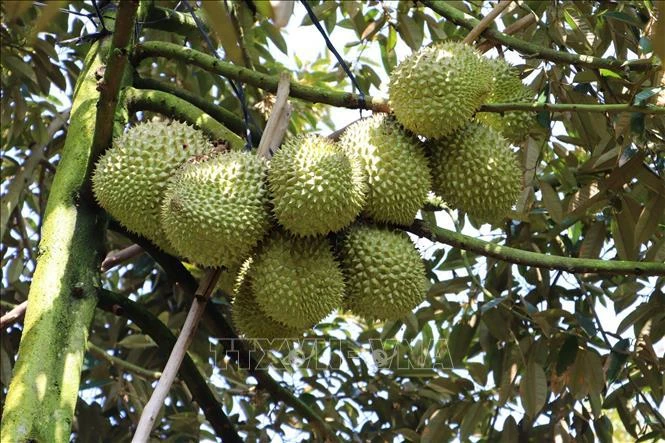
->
[539,181,563,223]
[606,339,630,384]
[117,334,156,349]
[633,87,662,106]
[447,321,475,365]
[556,335,578,375]
[396,12,423,50]
[263,21,288,55]
[594,416,613,443]
[460,402,486,440]
[519,360,547,418]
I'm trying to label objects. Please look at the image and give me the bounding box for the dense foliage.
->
[1,1,664,441]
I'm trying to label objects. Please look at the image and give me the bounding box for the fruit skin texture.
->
[476,58,535,143]
[340,225,427,321]
[93,120,214,250]
[428,123,522,224]
[389,41,493,138]
[339,115,431,225]
[160,150,271,267]
[232,261,304,339]
[249,233,345,329]
[268,134,366,236]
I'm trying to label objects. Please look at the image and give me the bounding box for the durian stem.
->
[132,41,391,112]
[133,76,263,140]
[123,87,246,150]
[97,289,243,443]
[408,219,665,276]
[478,102,665,114]
[422,0,656,72]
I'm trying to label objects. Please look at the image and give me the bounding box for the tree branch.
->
[143,5,202,38]
[100,244,144,272]
[407,219,665,276]
[132,42,663,115]
[87,341,162,380]
[476,12,536,53]
[123,87,245,149]
[1,45,111,443]
[132,41,391,112]
[132,269,223,442]
[0,300,28,328]
[89,0,139,163]
[133,76,262,141]
[462,0,512,45]
[422,0,656,72]
[478,102,665,114]
[96,289,242,443]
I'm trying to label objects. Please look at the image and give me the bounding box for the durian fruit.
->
[476,58,536,143]
[93,120,214,251]
[340,225,427,320]
[339,115,431,225]
[160,150,271,267]
[428,123,521,223]
[268,134,366,236]
[388,41,493,138]
[249,233,345,329]
[232,260,304,339]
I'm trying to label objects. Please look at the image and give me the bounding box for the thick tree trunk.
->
[0,43,106,443]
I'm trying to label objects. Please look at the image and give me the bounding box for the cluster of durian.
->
[92,41,532,341]
[389,41,532,224]
[92,116,430,340]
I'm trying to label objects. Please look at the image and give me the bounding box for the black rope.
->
[299,0,366,112]
[182,0,254,150]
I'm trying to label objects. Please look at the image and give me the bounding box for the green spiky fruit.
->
[268,134,366,236]
[232,261,304,339]
[93,120,214,251]
[389,41,493,138]
[161,150,270,267]
[340,225,427,320]
[476,58,536,143]
[339,115,431,225]
[249,233,345,329]
[428,123,521,223]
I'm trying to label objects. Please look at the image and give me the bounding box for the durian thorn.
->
[257,72,292,159]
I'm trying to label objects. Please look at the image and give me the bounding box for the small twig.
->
[463,0,513,45]
[477,13,536,53]
[100,244,144,272]
[88,341,162,380]
[257,72,292,159]
[132,268,222,442]
[0,300,28,328]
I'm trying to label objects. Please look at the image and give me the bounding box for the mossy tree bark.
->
[0,43,107,443]
[0,3,140,440]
